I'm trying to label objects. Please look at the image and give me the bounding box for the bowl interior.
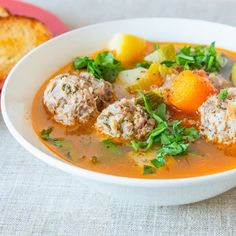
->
[2,18,236,182]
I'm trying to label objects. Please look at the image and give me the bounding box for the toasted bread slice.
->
[0,6,11,17]
[0,16,52,80]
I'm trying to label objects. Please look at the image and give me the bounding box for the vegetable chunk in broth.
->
[32,33,236,178]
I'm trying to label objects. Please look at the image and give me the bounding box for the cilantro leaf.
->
[156,103,166,121]
[176,42,226,72]
[40,127,53,140]
[52,138,64,147]
[131,93,200,172]
[153,44,160,50]
[136,62,151,69]
[74,51,122,83]
[183,127,200,142]
[130,140,140,152]
[218,89,228,100]
[160,60,175,67]
[143,165,156,174]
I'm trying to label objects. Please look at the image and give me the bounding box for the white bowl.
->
[2,18,236,206]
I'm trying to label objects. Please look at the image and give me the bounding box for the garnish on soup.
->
[32,33,236,178]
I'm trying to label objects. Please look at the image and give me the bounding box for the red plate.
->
[0,0,68,91]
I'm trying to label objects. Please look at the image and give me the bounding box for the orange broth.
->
[32,42,236,179]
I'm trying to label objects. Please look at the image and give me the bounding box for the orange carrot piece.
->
[169,70,217,113]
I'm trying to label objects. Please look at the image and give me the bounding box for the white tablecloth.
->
[1,0,236,235]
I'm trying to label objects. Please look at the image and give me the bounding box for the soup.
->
[32,33,236,178]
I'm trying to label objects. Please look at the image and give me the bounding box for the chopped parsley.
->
[40,127,77,160]
[153,44,160,50]
[40,127,53,140]
[74,51,122,83]
[136,62,151,69]
[176,42,226,72]
[102,138,122,155]
[102,138,117,149]
[137,42,226,73]
[40,127,64,146]
[131,93,199,169]
[218,89,228,100]
[143,165,156,174]
[160,60,175,67]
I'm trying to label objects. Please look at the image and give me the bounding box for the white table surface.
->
[1,0,236,235]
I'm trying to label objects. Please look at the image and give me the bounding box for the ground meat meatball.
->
[198,88,236,144]
[43,72,114,126]
[96,98,156,140]
[208,73,231,90]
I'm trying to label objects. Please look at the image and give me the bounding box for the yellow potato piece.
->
[108,33,146,63]
[147,62,164,87]
[130,62,171,91]
[117,62,173,92]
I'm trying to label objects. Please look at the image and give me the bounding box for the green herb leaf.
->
[176,42,226,72]
[218,89,228,100]
[151,157,166,168]
[136,62,151,69]
[73,56,93,69]
[102,138,122,155]
[136,90,164,110]
[138,92,163,123]
[74,51,122,83]
[143,165,156,174]
[40,128,77,160]
[40,127,53,140]
[156,103,166,120]
[153,44,160,50]
[183,127,200,142]
[131,93,200,170]
[52,138,64,147]
[130,140,140,152]
[102,139,117,148]
[160,60,175,67]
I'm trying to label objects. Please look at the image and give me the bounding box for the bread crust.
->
[0,6,11,17]
[0,15,52,80]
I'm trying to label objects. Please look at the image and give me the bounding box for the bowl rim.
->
[2,17,236,187]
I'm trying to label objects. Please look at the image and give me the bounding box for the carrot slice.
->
[169,70,217,113]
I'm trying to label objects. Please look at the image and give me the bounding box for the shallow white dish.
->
[2,18,236,206]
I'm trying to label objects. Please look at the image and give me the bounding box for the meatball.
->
[198,88,236,144]
[43,72,114,126]
[208,73,231,90]
[96,98,156,140]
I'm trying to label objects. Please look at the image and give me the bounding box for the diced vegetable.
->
[147,62,164,87]
[40,127,77,161]
[231,63,236,86]
[149,62,174,80]
[144,44,176,63]
[117,66,159,91]
[108,33,146,63]
[169,70,217,113]
[136,89,163,109]
[117,67,147,87]
[117,62,173,92]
